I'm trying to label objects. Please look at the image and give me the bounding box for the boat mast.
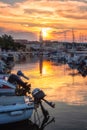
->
[72,29,75,51]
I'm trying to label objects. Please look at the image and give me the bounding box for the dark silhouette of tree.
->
[0,34,26,51]
[1,34,14,50]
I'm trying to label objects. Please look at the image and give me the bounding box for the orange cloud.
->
[0,0,87,40]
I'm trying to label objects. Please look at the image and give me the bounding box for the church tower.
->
[39,30,43,44]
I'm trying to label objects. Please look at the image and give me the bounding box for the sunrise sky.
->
[0,0,87,41]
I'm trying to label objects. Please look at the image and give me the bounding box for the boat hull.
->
[0,96,34,124]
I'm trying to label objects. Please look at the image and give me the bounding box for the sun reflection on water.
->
[12,59,87,106]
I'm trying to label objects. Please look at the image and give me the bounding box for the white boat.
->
[0,71,55,125]
[0,79,16,96]
[0,96,34,124]
[0,70,31,96]
[0,87,55,125]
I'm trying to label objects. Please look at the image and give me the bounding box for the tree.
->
[1,34,14,50]
[0,34,26,51]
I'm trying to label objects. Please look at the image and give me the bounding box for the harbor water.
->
[1,55,87,130]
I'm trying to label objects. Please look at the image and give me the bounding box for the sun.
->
[42,28,50,38]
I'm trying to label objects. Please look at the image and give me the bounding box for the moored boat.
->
[0,70,55,125]
[0,70,31,96]
[0,96,34,124]
[0,88,55,125]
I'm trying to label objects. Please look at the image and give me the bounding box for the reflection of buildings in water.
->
[12,58,87,105]
[68,69,79,85]
[71,69,80,85]
[39,55,43,75]
[71,69,75,85]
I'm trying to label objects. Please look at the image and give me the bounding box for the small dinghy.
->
[0,71,55,125]
[0,96,34,124]
[0,87,55,125]
[0,70,31,96]
[0,79,16,96]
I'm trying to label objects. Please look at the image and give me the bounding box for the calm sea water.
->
[1,55,87,130]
